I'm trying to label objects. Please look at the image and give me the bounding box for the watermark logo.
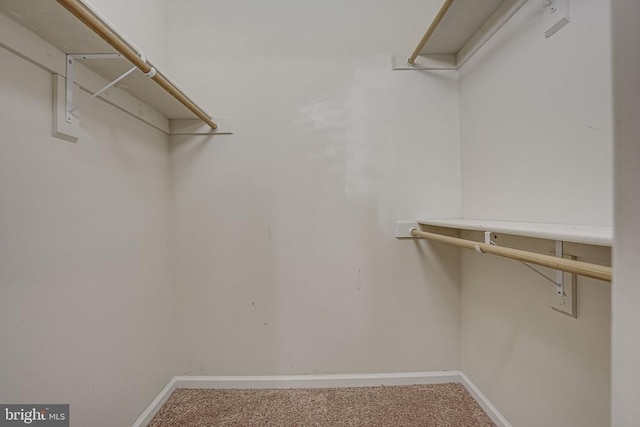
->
[0,405,68,426]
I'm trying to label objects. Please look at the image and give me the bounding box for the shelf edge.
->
[417,218,613,246]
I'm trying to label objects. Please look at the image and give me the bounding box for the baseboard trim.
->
[173,371,463,389]
[132,371,510,427]
[131,378,178,427]
[459,372,512,427]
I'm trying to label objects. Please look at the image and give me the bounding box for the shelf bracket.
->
[483,232,562,288]
[551,242,577,318]
[486,235,577,318]
[484,233,576,316]
[55,53,159,142]
[554,241,564,296]
[64,53,126,124]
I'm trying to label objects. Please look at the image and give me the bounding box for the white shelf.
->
[0,0,208,121]
[420,0,504,55]
[411,0,527,68]
[417,219,613,247]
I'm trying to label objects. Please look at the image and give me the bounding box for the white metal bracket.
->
[55,53,159,142]
[551,254,577,318]
[474,231,493,253]
[481,232,565,292]
[544,0,570,38]
[554,241,564,296]
[64,53,125,124]
[52,74,79,143]
[486,234,576,318]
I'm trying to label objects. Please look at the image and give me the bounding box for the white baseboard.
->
[131,378,178,427]
[172,371,462,389]
[458,372,512,427]
[132,371,510,427]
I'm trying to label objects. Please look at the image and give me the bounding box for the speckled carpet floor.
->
[148,383,496,427]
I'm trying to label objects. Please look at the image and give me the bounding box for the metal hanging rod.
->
[410,228,612,282]
[408,0,455,64]
[56,0,218,130]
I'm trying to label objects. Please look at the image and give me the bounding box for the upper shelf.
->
[418,218,613,247]
[408,0,527,67]
[422,0,503,54]
[0,0,213,125]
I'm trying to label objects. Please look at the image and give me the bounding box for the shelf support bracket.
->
[554,241,565,296]
[480,232,566,294]
[551,242,577,318]
[484,233,575,316]
[56,53,159,142]
[64,53,126,123]
[486,235,577,318]
[68,65,136,115]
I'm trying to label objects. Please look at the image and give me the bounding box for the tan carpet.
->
[148,383,496,427]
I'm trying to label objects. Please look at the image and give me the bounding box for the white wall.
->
[166,0,463,375]
[1,0,626,425]
[0,43,172,427]
[611,0,640,425]
[459,0,612,226]
[85,0,169,70]
[461,235,611,427]
[458,0,613,425]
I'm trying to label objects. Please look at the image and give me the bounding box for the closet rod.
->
[408,0,455,64]
[411,229,612,282]
[56,0,218,130]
